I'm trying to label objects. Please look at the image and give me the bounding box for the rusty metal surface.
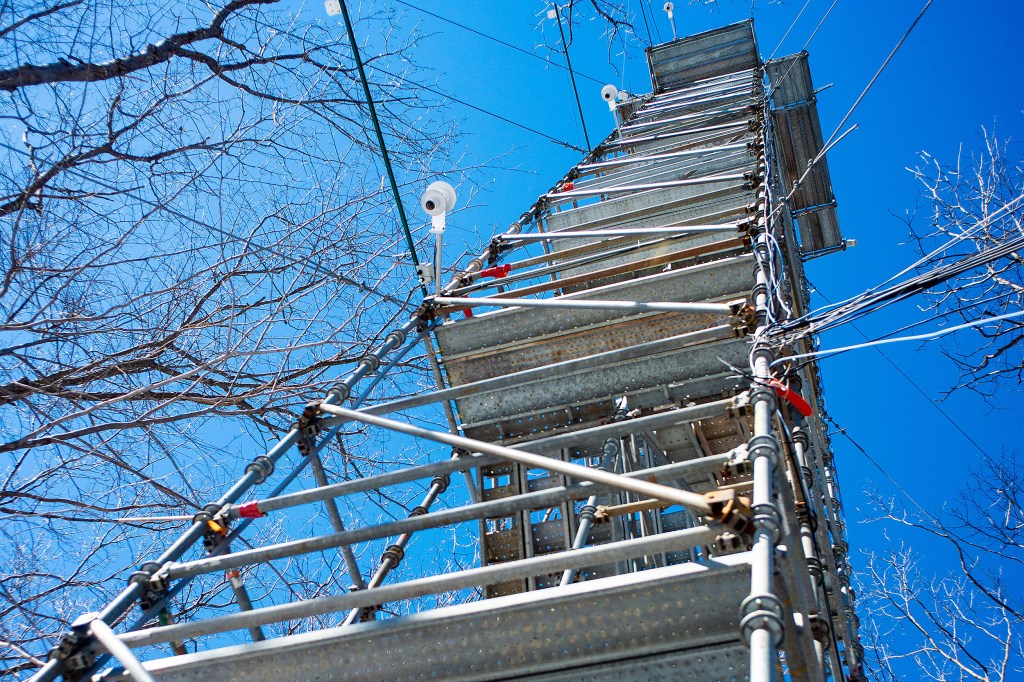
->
[436,255,753,362]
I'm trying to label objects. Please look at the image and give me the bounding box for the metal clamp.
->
[431,473,451,494]
[752,500,783,544]
[294,403,322,456]
[201,516,230,554]
[326,382,352,404]
[128,561,171,613]
[739,591,785,646]
[245,455,275,484]
[747,433,781,471]
[47,614,100,680]
[385,328,409,348]
[381,544,405,568]
[703,488,754,536]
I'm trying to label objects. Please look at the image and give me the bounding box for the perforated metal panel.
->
[647,21,760,92]
[136,557,753,682]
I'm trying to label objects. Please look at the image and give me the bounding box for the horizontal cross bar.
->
[340,325,738,420]
[546,174,747,199]
[121,526,720,648]
[505,224,742,240]
[432,295,744,316]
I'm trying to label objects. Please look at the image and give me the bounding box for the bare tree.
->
[859,452,1024,680]
[0,0,454,675]
[904,129,1024,398]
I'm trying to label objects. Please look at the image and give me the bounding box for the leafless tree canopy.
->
[0,0,453,675]
[860,453,1024,680]
[905,130,1024,398]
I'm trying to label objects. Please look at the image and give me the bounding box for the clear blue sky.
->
[341,0,1022,547]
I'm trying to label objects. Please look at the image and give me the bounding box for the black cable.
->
[806,278,990,458]
[337,0,424,291]
[552,3,592,150]
[646,0,664,42]
[822,415,936,524]
[784,0,935,200]
[369,64,587,153]
[636,0,656,47]
[392,0,606,86]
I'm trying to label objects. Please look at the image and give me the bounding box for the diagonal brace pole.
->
[316,403,713,515]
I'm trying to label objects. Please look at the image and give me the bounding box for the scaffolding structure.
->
[34,21,863,682]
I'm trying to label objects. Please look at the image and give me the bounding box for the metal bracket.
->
[47,615,100,681]
[128,560,172,615]
[201,517,230,554]
[731,303,758,335]
[415,263,434,286]
[592,498,668,523]
[295,402,322,457]
[703,488,754,536]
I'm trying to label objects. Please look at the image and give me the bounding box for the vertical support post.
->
[340,454,457,625]
[791,424,830,673]
[741,196,785,682]
[309,453,366,590]
[226,569,266,642]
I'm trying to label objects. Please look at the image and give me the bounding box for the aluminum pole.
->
[433,295,741,315]
[175,457,731,581]
[741,208,785,682]
[545,174,747,199]
[575,143,748,171]
[504,224,741,240]
[318,403,713,515]
[88,618,154,682]
[120,527,719,648]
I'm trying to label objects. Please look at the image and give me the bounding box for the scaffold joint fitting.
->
[747,384,777,413]
[245,455,275,484]
[739,592,785,646]
[381,544,405,567]
[752,501,783,543]
[431,473,451,494]
[703,488,754,536]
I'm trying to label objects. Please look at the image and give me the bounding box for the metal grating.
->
[132,556,753,682]
[647,21,760,92]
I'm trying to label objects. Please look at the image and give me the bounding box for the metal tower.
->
[35,20,863,682]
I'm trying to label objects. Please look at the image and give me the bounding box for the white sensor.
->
[601,84,619,112]
[420,180,456,296]
[420,181,456,218]
[663,2,676,39]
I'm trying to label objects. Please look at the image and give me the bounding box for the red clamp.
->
[476,264,511,279]
[769,379,812,417]
[237,501,265,518]
[462,308,473,319]
[556,181,575,192]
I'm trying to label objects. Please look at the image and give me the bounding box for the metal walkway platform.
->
[130,555,752,682]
